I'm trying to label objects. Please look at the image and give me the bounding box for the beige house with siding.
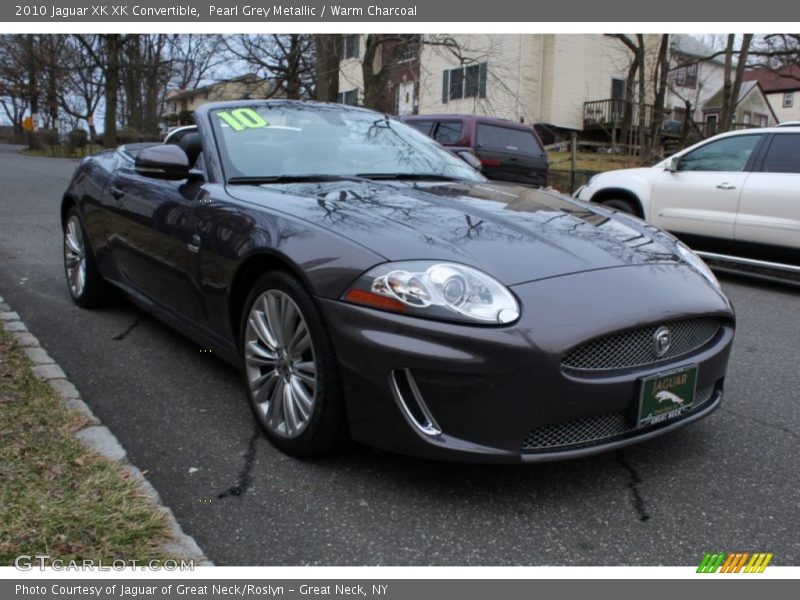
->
[744,65,800,124]
[162,74,280,123]
[701,81,777,135]
[339,34,662,141]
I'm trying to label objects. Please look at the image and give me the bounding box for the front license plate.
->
[637,365,697,428]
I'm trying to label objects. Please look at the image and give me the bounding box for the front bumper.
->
[319,263,734,463]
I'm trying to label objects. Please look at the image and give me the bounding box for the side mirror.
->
[135,145,190,180]
[457,150,483,171]
[665,156,681,173]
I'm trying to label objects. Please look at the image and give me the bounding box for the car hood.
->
[227,179,681,285]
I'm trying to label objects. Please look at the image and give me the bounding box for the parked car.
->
[402,114,549,187]
[775,121,800,128]
[61,100,734,462]
[575,127,800,282]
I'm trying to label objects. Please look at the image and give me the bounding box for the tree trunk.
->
[719,35,735,132]
[104,34,120,147]
[361,35,382,110]
[719,34,754,133]
[26,35,39,149]
[285,34,303,99]
[620,55,639,153]
[648,34,670,158]
[314,35,342,102]
[636,35,647,162]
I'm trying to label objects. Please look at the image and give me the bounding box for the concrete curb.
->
[0,295,213,566]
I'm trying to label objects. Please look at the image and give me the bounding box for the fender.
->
[576,166,662,219]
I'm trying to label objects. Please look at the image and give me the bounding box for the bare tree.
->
[224,35,316,99]
[0,35,32,134]
[56,36,105,139]
[75,34,122,146]
[610,34,649,160]
[119,34,172,134]
[314,35,342,102]
[719,34,754,133]
[751,34,800,71]
[167,34,225,91]
[360,35,421,111]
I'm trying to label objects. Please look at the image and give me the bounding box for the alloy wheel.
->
[64,215,87,299]
[244,289,318,438]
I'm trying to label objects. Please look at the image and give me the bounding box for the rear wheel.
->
[601,198,637,216]
[63,208,115,308]
[241,272,347,456]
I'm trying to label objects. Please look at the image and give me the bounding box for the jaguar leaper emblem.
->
[655,390,685,406]
[654,326,671,357]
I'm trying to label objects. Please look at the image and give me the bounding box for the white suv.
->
[575,127,800,280]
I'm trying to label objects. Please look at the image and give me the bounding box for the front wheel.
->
[601,198,637,216]
[63,208,115,308]
[240,272,347,456]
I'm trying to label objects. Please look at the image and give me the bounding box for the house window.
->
[397,37,418,62]
[742,112,751,125]
[170,102,177,113]
[337,89,358,106]
[340,35,360,60]
[783,92,794,108]
[755,113,768,127]
[675,63,698,89]
[442,63,488,103]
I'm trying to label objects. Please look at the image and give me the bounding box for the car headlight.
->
[343,261,520,325]
[675,242,721,290]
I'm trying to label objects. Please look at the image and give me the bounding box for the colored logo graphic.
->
[697,552,773,573]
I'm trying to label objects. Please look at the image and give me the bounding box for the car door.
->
[649,133,765,245]
[108,158,203,317]
[736,132,800,262]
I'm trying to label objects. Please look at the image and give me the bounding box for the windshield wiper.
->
[355,173,461,182]
[227,175,348,185]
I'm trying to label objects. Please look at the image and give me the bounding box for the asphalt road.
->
[0,143,798,566]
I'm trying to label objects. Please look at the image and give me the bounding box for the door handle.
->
[110,186,125,199]
[187,234,201,254]
[716,182,736,190]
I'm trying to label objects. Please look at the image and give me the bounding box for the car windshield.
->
[208,103,485,183]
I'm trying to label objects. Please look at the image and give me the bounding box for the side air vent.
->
[390,369,442,437]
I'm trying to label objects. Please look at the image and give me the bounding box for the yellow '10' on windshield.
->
[217,108,268,132]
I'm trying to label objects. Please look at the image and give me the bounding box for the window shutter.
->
[479,63,488,99]
[442,69,450,104]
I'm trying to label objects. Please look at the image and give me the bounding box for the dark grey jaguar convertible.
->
[61,100,735,462]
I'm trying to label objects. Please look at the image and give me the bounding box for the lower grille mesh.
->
[522,384,716,452]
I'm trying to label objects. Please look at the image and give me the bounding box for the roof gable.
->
[743,65,800,93]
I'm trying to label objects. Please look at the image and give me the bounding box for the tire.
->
[601,198,638,216]
[63,207,116,308]
[240,272,348,457]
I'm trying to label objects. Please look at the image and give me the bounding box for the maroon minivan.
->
[402,114,549,187]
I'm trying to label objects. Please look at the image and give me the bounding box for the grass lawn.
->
[0,328,172,564]
[549,150,645,173]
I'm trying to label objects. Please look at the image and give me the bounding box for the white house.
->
[666,34,726,126]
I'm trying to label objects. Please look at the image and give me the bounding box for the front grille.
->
[562,318,720,372]
[522,384,716,452]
